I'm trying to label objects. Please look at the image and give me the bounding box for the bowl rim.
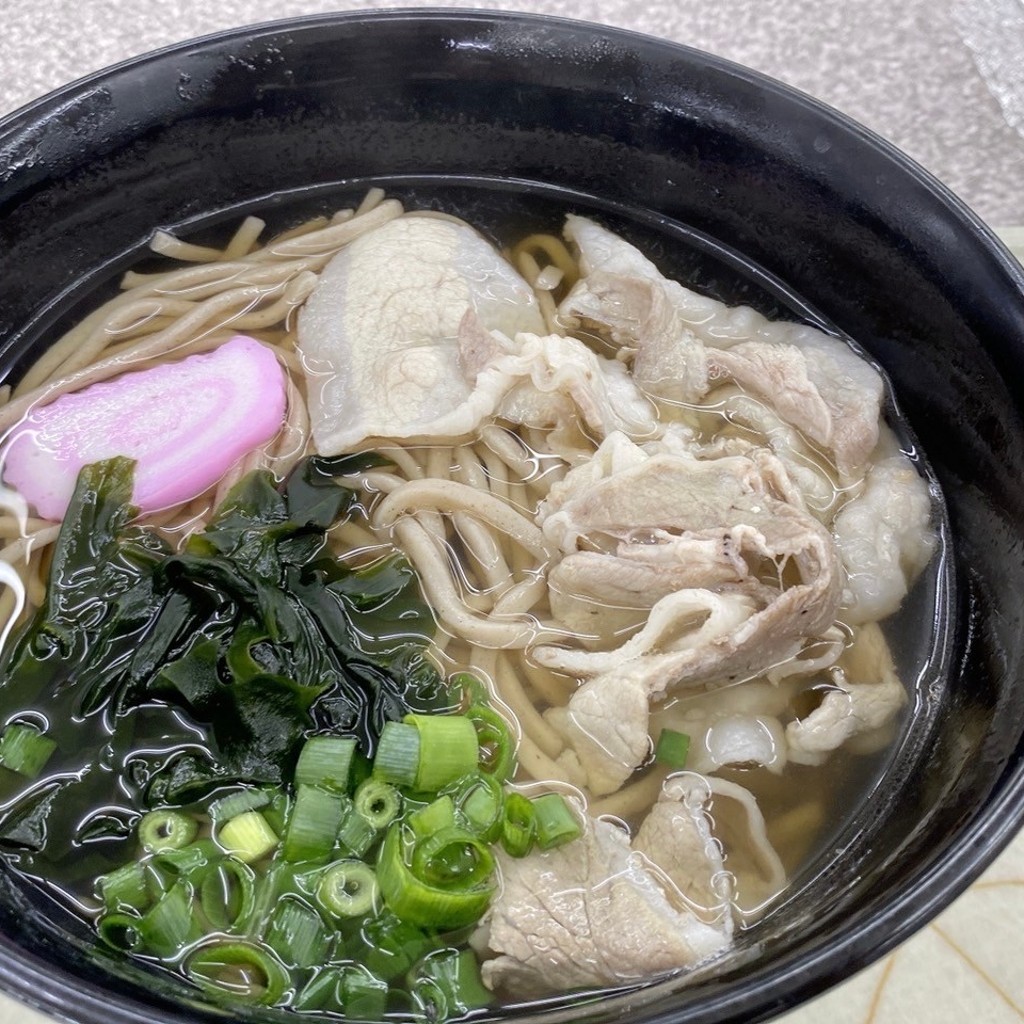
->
[1,7,1023,1024]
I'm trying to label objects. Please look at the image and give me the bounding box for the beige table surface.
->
[1,1,1023,1023]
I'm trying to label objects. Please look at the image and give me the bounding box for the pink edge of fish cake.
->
[2,335,287,521]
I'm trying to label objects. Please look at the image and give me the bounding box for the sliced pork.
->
[559,215,885,481]
[532,434,842,793]
[480,774,782,995]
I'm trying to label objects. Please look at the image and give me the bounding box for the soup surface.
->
[0,184,949,1021]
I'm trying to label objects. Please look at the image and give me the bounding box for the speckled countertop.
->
[0,2,1022,1023]
[2,0,1022,226]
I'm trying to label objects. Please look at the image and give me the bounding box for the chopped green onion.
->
[500,792,536,858]
[377,824,494,930]
[405,714,479,792]
[317,860,379,918]
[150,838,219,882]
[295,965,388,1016]
[199,858,256,932]
[262,791,290,837]
[217,810,278,864]
[296,735,356,793]
[283,785,345,863]
[335,965,389,1019]
[450,671,489,707]
[293,967,345,1013]
[185,940,289,1005]
[532,793,582,850]
[354,778,402,831]
[97,912,143,952]
[96,861,151,914]
[372,722,420,787]
[413,948,492,1017]
[412,827,495,890]
[465,704,516,780]
[654,728,691,768]
[138,882,202,960]
[238,859,300,938]
[142,861,174,899]
[209,787,271,822]
[138,809,198,854]
[452,774,504,842]
[337,798,378,857]
[0,723,57,779]
[266,896,330,968]
[359,913,435,982]
[408,795,456,841]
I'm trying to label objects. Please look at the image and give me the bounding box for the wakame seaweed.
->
[0,454,449,853]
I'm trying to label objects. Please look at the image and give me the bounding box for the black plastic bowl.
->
[1,9,1024,1024]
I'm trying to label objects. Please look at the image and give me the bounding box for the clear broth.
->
[0,176,955,1018]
